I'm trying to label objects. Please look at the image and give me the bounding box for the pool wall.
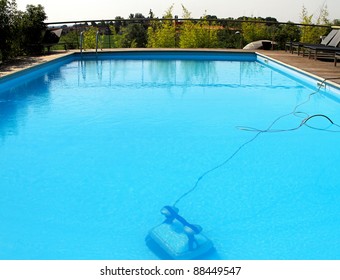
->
[0,53,74,92]
[75,50,257,61]
[1,50,339,99]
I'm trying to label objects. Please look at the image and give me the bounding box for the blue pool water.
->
[0,51,339,260]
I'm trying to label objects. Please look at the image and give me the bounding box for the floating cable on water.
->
[173,77,340,207]
[238,114,340,133]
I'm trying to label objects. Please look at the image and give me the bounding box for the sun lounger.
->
[28,28,66,54]
[285,29,338,55]
[41,28,67,53]
[305,30,340,59]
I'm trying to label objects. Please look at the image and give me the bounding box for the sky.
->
[15,0,340,24]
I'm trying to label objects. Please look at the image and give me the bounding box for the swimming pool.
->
[0,51,339,260]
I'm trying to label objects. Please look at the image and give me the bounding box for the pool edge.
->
[256,52,340,92]
[1,49,340,94]
[0,52,77,82]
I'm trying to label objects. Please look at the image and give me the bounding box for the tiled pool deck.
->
[1,49,340,86]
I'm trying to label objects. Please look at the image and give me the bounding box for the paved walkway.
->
[257,50,340,85]
[1,50,339,86]
[0,51,72,78]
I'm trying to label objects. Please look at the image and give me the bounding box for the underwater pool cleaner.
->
[145,206,214,260]
[146,77,340,260]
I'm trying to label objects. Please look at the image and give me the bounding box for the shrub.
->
[300,5,330,44]
[147,5,177,48]
[83,26,98,49]
[0,0,20,60]
[20,4,47,54]
[0,1,47,60]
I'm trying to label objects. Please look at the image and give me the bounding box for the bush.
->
[241,18,268,44]
[274,22,300,48]
[147,6,177,48]
[0,0,20,60]
[300,5,330,44]
[122,23,147,47]
[59,30,79,49]
[0,0,47,61]
[147,23,177,48]
[20,4,47,54]
[83,27,98,49]
[180,20,219,48]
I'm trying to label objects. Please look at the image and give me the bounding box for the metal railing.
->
[46,18,332,51]
[96,31,100,53]
[79,31,85,53]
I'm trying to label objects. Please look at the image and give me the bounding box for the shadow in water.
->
[145,234,220,260]
[0,68,64,140]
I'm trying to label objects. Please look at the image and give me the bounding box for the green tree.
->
[241,17,268,44]
[300,6,315,43]
[147,5,177,48]
[148,9,154,19]
[114,16,125,33]
[83,26,98,49]
[274,22,301,48]
[59,30,79,49]
[179,6,219,48]
[217,29,242,49]
[121,23,147,47]
[104,25,124,48]
[216,19,243,48]
[0,0,20,61]
[20,4,47,54]
[300,5,329,43]
[122,13,148,47]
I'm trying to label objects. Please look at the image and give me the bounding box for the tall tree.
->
[21,4,47,54]
[0,0,20,60]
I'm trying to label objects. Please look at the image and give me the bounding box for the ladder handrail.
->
[96,31,100,54]
[80,31,85,54]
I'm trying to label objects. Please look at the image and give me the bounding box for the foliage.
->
[20,4,47,54]
[217,29,242,48]
[83,26,98,49]
[240,16,302,48]
[0,0,47,60]
[99,26,127,48]
[2,2,336,60]
[110,26,126,48]
[147,5,177,48]
[0,0,20,60]
[59,30,79,49]
[113,16,126,33]
[274,22,300,48]
[300,5,329,44]
[278,22,301,42]
[121,23,147,47]
[241,18,268,44]
[179,6,219,48]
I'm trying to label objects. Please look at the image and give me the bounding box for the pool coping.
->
[256,52,340,90]
[0,51,75,82]
[255,53,340,98]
